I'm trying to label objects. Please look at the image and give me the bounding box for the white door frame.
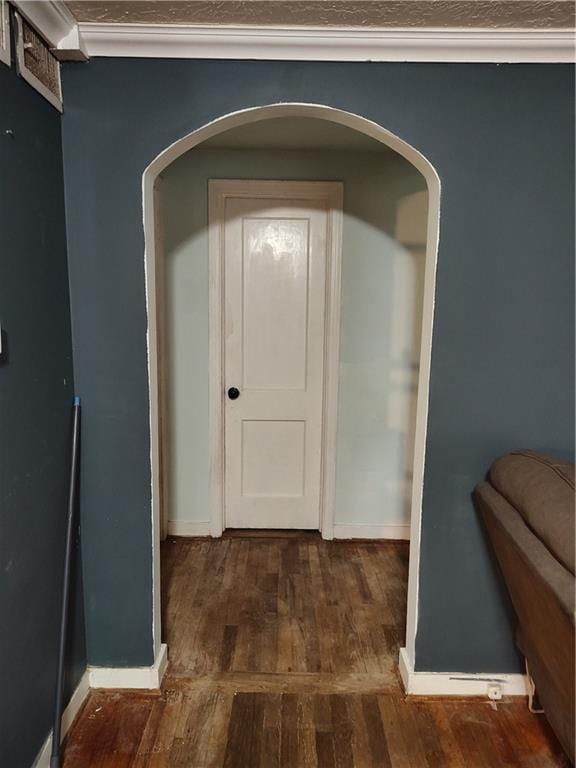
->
[208,179,344,537]
[143,103,441,678]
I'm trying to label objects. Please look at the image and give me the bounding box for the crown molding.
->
[78,23,574,63]
[7,7,573,64]
[12,0,87,59]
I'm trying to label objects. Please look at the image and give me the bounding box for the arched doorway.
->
[142,104,441,678]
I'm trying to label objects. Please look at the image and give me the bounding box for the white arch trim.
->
[142,103,441,676]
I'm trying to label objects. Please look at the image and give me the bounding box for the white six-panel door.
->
[210,180,342,530]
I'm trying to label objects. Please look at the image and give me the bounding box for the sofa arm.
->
[475,481,575,763]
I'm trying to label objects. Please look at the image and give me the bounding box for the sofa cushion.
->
[489,450,575,575]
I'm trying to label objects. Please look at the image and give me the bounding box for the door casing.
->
[208,179,344,537]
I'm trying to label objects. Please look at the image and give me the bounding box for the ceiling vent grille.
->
[15,12,62,111]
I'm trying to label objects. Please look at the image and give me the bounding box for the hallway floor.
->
[61,534,568,767]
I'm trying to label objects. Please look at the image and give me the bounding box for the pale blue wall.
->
[160,147,428,531]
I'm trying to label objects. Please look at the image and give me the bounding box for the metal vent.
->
[21,18,60,95]
[15,12,62,111]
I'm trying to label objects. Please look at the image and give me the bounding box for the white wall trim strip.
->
[12,0,75,47]
[167,520,211,537]
[333,523,410,540]
[168,522,411,539]
[33,670,90,768]
[12,1,86,58]
[33,646,168,765]
[0,0,11,68]
[399,647,529,698]
[88,643,168,690]
[12,0,88,61]
[79,23,575,63]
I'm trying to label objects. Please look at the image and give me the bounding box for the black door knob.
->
[227,387,240,400]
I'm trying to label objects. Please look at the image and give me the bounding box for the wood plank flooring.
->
[61,534,569,767]
[162,534,407,682]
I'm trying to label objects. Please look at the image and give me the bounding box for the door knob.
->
[227,387,240,400]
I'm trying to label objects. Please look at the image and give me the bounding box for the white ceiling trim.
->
[78,23,574,63]
[12,1,87,59]
[12,0,74,47]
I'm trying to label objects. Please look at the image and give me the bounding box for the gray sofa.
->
[474,450,575,763]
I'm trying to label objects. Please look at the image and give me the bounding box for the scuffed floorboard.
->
[61,536,569,767]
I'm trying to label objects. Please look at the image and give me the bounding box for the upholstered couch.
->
[474,450,575,763]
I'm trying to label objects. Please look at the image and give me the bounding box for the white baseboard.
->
[33,670,90,768]
[170,521,409,539]
[332,523,410,540]
[33,646,168,766]
[167,520,211,537]
[398,647,528,698]
[88,643,168,690]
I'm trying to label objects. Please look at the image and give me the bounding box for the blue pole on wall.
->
[50,397,81,768]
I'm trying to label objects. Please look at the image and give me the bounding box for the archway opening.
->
[143,104,441,680]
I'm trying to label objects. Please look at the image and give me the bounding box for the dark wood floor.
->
[163,534,407,681]
[61,534,569,767]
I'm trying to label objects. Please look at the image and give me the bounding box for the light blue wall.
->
[160,147,428,530]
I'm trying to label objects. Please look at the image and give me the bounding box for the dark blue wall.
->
[61,59,575,671]
[0,59,86,767]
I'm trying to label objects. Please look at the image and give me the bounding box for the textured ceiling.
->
[65,1,575,29]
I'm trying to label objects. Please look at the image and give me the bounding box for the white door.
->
[215,181,341,529]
